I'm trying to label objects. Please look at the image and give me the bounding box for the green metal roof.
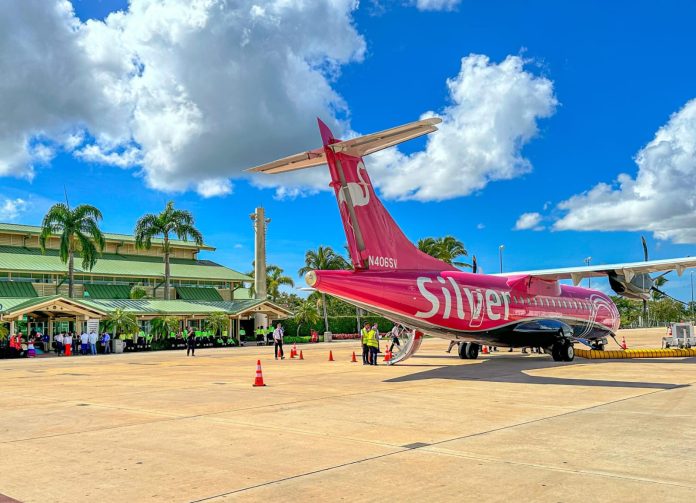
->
[79,298,290,316]
[83,284,132,299]
[0,222,214,250]
[175,286,223,301]
[0,296,291,318]
[0,281,38,298]
[0,295,64,314]
[0,246,251,282]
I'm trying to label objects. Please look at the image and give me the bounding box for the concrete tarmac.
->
[0,328,694,502]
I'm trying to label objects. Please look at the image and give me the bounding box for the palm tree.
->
[39,203,105,298]
[150,316,180,341]
[246,263,295,301]
[104,308,139,338]
[134,201,203,300]
[417,235,470,268]
[205,312,228,337]
[298,246,349,333]
[294,300,320,337]
[267,265,294,301]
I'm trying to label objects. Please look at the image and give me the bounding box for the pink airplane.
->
[249,118,696,364]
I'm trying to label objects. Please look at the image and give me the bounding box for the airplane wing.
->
[246,117,442,174]
[494,257,696,286]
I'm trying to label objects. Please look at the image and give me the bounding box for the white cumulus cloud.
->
[0,0,365,196]
[414,0,461,11]
[0,198,28,221]
[554,98,696,243]
[369,54,557,201]
[515,212,544,231]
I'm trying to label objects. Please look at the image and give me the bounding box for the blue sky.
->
[3,0,696,300]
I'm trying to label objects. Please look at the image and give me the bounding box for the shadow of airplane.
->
[387,354,692,389]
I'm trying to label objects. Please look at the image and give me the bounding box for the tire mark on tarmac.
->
[189,382,695,501]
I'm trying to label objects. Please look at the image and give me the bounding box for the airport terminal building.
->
[0,223,290,338]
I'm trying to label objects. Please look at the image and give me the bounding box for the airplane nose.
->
[305,270,317,287]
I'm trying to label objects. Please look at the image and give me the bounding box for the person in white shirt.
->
[64,333,73,356]
[88,331,98,355]
[273,323,284,360]
[80,332,89,355]
[54,332,64,355]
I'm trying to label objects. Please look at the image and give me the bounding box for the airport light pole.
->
[584,256,592,288]
[499,245,504,273]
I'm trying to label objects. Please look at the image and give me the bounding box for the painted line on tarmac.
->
[190,381,696,500]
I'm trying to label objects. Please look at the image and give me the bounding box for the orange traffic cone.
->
[253,360,266,387]
[383,348,391,362]
[299,350,304,360]
[351,351,357,363]
[291,343,298,358]
[482,345,489,355]
[621,336,627,350]
[329,350,335,361]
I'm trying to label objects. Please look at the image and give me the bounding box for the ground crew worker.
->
[366,325,379,365]
[361,322,371,365]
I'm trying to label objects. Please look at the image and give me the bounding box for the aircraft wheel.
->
[563,341,575,361]
[551,342,563,361]
[466,343,479,360]
[458,342,469,359]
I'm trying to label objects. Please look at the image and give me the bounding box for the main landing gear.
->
[458,342,480,360]
[549,338,575,362]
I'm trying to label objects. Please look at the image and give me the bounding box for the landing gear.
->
[458,342,480,360]
[550,339,574,362]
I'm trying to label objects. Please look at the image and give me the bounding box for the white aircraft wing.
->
[494,257,696,286]
[246,117,441,174]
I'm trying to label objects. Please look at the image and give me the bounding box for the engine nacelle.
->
[608,271,653,300]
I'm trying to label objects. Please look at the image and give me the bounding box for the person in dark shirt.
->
[186,327,196,357]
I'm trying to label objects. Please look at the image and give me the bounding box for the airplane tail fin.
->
[248,117,454,272]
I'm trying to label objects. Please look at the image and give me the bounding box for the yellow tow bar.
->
[575,348,696,359]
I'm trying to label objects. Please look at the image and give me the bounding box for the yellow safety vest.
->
[366,329,378,348]
[361,328,371,345]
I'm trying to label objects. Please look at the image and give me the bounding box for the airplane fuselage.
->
[306,269,620,347]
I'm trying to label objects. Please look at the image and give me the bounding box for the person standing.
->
[372,323,381,353]
[54,332,64,355]
[80,331,89,355]
[273,323,285,360]
[361,322,371,365]
[366,325,379,365]
[186,327,196,356]
[88,330,98,355]
[64,332,73,356]
[102,332,111,354]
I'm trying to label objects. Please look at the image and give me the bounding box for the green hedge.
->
[281,315,394,337]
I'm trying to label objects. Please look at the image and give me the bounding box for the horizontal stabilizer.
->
[246,117,441,174]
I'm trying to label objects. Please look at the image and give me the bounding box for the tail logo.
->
[337,162,370,208]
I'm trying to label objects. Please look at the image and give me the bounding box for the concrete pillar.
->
[250,207,271,330]
[10,320,15,335]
